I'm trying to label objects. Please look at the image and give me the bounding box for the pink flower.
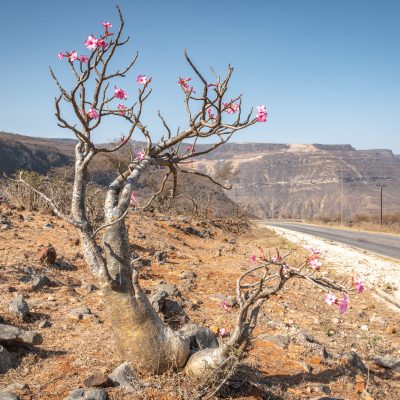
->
[114,86,128,100]
[256,105,268,122]
[102,21,112,30]
[137,75,152,85]
[271,256,282,262]
[120,136,126,143]
[67,51,78,62]
[130,191,136,206]
[117,104,127,115]
[85,35,98,50]
[136,151,145,160]
[87,108,99,120]
[311,248,321,255]
[79,55,89,64]
[218,301,232,311]
[338,293,349,314]
[309,258,322,271]
[219,328,230,337]
[324,292,337,305]
[187,144,195,153]
[223,100,240,114]
[352,276,365,293]
[178,77,194,93]
[97,39,107,49]
[250,254,257,264]
[58,52,64,60]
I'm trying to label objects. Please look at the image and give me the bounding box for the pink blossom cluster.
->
[219,328,229,337]
[117,104,127,115]
[86,108,99,120]
[137,75,152,85]
[324,292,349,314]
[218,300,232,311]
[307,248,322,270]
[114,86,128,100]
[85,34,107,50]
[352,275,365,293]
[223,100,240,114]
[178,77,194,94]
[256,105,268,122]
[136,151,145,160]
[58,51,88,64]
[58,21,113,62]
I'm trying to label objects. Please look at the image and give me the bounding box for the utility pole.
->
[340,165,343,225]
[376,184,385,226]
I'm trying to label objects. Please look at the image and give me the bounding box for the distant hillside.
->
[192,143,400,220]
[0,131,74,174]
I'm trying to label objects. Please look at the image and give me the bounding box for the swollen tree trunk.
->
[97,155,191,373]
[102,221,190,373]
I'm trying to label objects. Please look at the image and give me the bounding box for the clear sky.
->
[1,0,399,152]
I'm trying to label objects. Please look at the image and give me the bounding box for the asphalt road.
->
[260,221,400,261]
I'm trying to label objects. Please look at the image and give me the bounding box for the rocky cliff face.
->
[192,143,400,220]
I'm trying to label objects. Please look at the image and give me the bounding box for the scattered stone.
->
[149,290,168,313]
[360,324,369,332]
[136,232,146,239]
[8,296,29,318]
[0,392,20,400]
[209,294,237,307]
[179,323,219,353]
[36,245,57,265]
[1,224,11,231]
[83,373,110,388]
[0,345,17,374]
[341,351,367,373]
[43,223,54,229]
[163,299,184,320]
[257,334,290,349]
[0,323,43,345]
[1,384,28,393]
[179,271,197,281]
[69,307,92,320]
[184,226,204,238]
[369,314,386,329]
[156,282,181,297]
[108,362,139,392]
[31,275,52,290]
[84,388,108,400]
[371,355,400,371]
[38,319,51,329]
[154,251,166,263]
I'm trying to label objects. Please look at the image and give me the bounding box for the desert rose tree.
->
[15,6,364,382]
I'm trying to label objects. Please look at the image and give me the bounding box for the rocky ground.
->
[0,205,399,400]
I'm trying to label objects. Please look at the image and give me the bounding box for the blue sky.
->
[1,0,399,152]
